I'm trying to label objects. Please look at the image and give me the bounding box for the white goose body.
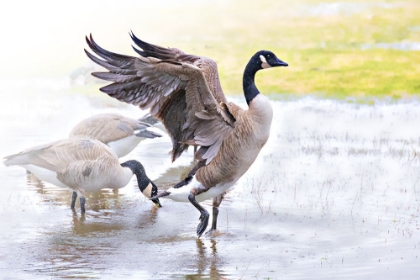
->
[85,33,287,236]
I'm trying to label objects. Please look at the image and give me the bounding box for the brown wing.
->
[3,138,117,172]
[85,34,235,163]
[130,32,227,104]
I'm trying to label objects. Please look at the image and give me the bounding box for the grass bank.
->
[4,0,420,99]
[172,0,420,98]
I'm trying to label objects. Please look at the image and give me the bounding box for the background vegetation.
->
[2,0,419,98]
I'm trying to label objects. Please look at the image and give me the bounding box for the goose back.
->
[69,113,162,157]
[4,138,132,192]
[69,113,151,144]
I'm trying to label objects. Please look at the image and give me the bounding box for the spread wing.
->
[129,32,227,104]
[3,138,117,172]
[85,34,236,163]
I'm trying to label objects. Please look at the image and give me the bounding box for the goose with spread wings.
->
[85,33,288,237]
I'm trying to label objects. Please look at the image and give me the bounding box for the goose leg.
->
[71,191,77,209]
[206,194,224,235]
[80,197,86,214]
[174,161,205,189]
[188,193,209,238]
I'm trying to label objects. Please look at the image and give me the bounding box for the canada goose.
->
[84,33,288,236]
[69,113,162,158]
[3,138,161,213]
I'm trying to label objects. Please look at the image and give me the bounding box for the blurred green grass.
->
[4,0,420,99]
[174,0,420,98]
[129,0,420,98]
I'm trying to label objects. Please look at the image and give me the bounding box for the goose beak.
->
[272,58,288,67]
[150,182,162,207]
[152,198,162,208]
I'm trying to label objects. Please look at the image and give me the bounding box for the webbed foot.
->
[188,193,209,238]
[197,211,209,237]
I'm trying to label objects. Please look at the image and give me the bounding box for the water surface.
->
[0,79,419,279]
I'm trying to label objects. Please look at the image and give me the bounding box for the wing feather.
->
[85,34,236,163]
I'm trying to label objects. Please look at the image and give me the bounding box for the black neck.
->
[136,173,151,193]
[243,55,261,105]
[121,160,149,192]
[121,160,160,206]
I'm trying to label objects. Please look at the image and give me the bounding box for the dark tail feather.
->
[150,191,171,200]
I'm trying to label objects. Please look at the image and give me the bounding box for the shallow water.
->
[0,78,419,279]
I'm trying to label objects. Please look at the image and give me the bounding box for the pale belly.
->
[196,182,233,202]
[22,164,68,189]
[108,136,142,158]
[165,177,235,203]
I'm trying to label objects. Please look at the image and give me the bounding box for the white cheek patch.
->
[259,55,271,69]
[142,183,153,198]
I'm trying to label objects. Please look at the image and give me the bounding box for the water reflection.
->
[25,170,130,213]
[134,205,159,229]
[70,211,126,236]
[3,94,420,279]
[26,170,44,189]
[184,239,228,280]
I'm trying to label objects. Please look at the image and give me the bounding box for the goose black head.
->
[121,160,162,207]
[243,50,288,104]
[256,50,288,69]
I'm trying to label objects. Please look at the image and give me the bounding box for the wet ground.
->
[0,79,419,279]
